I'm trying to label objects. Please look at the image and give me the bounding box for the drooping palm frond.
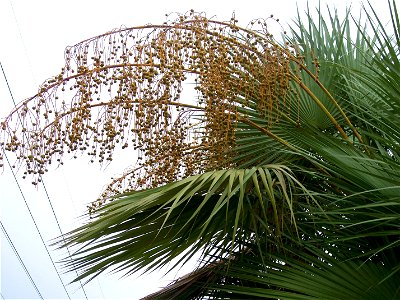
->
[203,243,400,300]
[58,165,314,283]
[140,257,228,300]
[140,238,400,300]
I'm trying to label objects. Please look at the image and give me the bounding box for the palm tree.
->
[1,1,399,299]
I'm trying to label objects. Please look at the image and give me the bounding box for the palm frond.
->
[207,244,400,300]
[57,165,312,283]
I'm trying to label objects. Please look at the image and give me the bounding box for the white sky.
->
[0,0,391,299]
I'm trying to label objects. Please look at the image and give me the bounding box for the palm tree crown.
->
[1,2,399,299]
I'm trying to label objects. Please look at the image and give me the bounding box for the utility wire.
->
[1,58,89,299]
[1,60,88,300]
[0,220,44,299]
[4,1,95,297]
[62,170,106,299]
[7,0,35,78]
[3,7,94,299]
[41,180,90,300]
[1,150,72,299]
[0,62,72,299]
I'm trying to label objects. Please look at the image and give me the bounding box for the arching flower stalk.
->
[0,12,355,212]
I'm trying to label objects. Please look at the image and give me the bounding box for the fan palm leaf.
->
[59,165,314,283]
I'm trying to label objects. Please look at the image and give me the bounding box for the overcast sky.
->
[0,0,391,299]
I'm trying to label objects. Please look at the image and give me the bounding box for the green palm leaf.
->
[58,165,312,283]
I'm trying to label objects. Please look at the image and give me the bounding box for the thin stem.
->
[288,73,351,142]
[38,99,202,135]
[238,116,298,153]
[288,54,364,144]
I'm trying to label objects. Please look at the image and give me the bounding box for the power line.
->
[97,277,106,299]
[0,220,44,299]
[41,179,89,300]
[3,1,96,297]
[1,150,72,299]
[62,170,105,299]
[0,62,72,300]
[7,0,35,79]
[1,58,89,299]
[0,61,88,299]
